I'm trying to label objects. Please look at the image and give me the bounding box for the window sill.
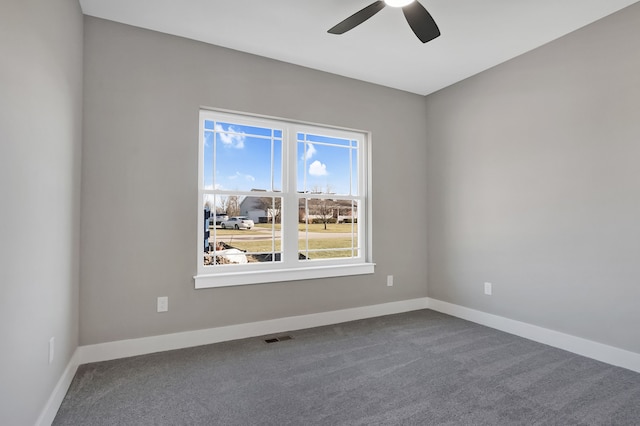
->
[194,262,375,289]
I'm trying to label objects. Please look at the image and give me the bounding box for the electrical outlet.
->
[484,282,492,296]
[49,337,55,364]
[387,275,394,287]
[157,296,168,312]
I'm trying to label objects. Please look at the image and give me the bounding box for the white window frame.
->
[195,109,374,289]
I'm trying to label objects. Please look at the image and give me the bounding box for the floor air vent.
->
[264,335,293,343]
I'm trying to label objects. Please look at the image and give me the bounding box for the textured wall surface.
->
[0,0,83,424]
[80,17,429,345]
[426,3,640,353]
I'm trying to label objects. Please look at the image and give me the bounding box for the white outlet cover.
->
[387,275,394,286]
[484,282,492,295]
[157,296,169,312]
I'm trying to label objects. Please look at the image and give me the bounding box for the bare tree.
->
[256,197,282,223]
[226,195,241,217]
[216,196,228,214]
[308,185,336,230]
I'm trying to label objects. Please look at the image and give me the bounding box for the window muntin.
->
[297,133,357,196]
[197,110,373,288]
[204,120,283,193]
[298,198,359,260]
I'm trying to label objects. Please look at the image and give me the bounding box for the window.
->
[196,110,373,288]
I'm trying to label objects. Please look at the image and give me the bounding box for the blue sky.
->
[204,120,357,195]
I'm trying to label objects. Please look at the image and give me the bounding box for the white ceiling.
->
[79,0,639,95]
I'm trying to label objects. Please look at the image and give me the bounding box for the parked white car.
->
[221,216,254,230]
[215,213,229,226]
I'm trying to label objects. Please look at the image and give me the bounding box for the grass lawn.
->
[213,224,356,234]
[210,223,358,260]
[253,223,357,233]
[218,238,357,259]
[299,237,358,259]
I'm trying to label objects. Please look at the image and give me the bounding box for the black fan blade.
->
[402,1,440,43]
[328,1,386,35]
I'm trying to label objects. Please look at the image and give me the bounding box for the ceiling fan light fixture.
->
[328,0,439,44]
[384,0,414,7]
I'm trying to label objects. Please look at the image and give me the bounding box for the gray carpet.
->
[53,310,640,425]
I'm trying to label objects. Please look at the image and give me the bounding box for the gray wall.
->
[426,3,640,353]
[80,17,429,345]
[0,0,83,424]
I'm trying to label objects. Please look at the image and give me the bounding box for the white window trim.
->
[194,108,375,289]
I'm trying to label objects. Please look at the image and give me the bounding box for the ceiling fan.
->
[328,0,440,43]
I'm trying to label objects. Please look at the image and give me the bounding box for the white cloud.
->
[302,143,317,160]
[215,123,245,149]
[204,183,224,190]
[308,160,328,176]
[229,172,255,182]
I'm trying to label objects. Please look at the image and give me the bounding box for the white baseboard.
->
[35,348,80,426]
[426,297,640,374]
[78,296,640,373]
[42,297,640,425]
[78,297,430,364]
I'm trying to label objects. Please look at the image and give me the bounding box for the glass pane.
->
[202,113,367,268]
[305,133,351,147]
[273,139,282,192]
[297,141,307,192]
[297,136,355,195]
[203,131,214,188]
[351,146,358,196]
[297,198,358,260]
[216,121,272,138]
[205,195,283,265]
[213,123,282,192]
[203,194,215,266]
